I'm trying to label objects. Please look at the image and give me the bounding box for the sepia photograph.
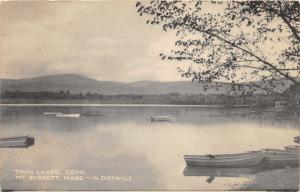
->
[0,0,299,191]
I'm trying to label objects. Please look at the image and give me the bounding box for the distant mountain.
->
[0,74,294,95]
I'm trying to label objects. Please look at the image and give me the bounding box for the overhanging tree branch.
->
[261,1,300,42]
[187,21,300,84]
[136,1,300,94]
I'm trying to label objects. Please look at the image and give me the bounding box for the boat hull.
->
[264,149,300,167]
[43,112,62,115]
[56,114,80,118]
[184,152,264,168]
[284,145,300,151]
[0,136,35,148]
[150,116,175,122]
[82,114,102,116]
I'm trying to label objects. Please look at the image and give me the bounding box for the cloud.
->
[0,1,184,82]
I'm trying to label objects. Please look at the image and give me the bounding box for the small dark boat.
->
[184,151,264,168]
[81,113,103,117]
[0,136,35,148]
[294,136,300,144]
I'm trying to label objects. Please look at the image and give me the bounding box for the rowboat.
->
[56,113,80,118]
[81,113,102,116]
[43,112,62,115]
[263,148,300,167]
[284,145,300,152]
[0,136,35,148]
[184,151,264,168]
[150,115,175,122]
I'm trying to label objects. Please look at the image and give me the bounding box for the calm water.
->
[0,105,299,190]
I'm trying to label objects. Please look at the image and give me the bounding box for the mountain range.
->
[0,74,293,95]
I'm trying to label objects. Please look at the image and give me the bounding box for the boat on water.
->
[43,112,62,115]
[0,136,35,148]
[56,113,80,118]
[184,151,264,168]
[150,115,175,122]
[185,145,300,168]
[81,113,102,116]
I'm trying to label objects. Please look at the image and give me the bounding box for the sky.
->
[0,1,182,82]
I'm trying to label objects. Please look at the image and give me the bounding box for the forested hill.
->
[0,74,293,95]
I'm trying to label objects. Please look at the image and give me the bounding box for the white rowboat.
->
[185,147,300,168]
[43,112,63,115]
[284,145,300,151]
[263,148,300,166]
[184,151,264,168]
[56,113,80,118]
[150,115,175,122]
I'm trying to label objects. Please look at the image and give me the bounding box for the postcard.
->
[0,0,299,191]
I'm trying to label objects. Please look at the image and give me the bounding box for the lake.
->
[0,105,299,190]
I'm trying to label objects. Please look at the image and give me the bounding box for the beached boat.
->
[43,112,62,115]
[263,148,300,167]
[284,145,300,152]
[294,136,300,144]
[150,115,175,122]
[184,151,264,168]
[0,136,35,148]
[56,113,80,118]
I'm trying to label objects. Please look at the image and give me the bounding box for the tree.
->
[136,1,300,94]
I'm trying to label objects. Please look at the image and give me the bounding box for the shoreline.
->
[0,103,257,107]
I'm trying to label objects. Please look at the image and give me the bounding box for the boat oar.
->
[207,154,216,159]
[206,176,215,183]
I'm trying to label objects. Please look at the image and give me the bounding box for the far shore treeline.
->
[0,90,286,106]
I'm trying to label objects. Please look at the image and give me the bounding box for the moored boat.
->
[0,136,35,148]
[263,148,300,167]
[43,112,62,115]
[150,115,175,122]
[184,151,264,168]
[81,113,102,116]
[56,113,80,118]
[284,145,300,152]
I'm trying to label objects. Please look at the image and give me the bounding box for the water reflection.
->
[184,166,262,181]
[183,164,299,180]
[0,106,299,190]
[183,166,299,190]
